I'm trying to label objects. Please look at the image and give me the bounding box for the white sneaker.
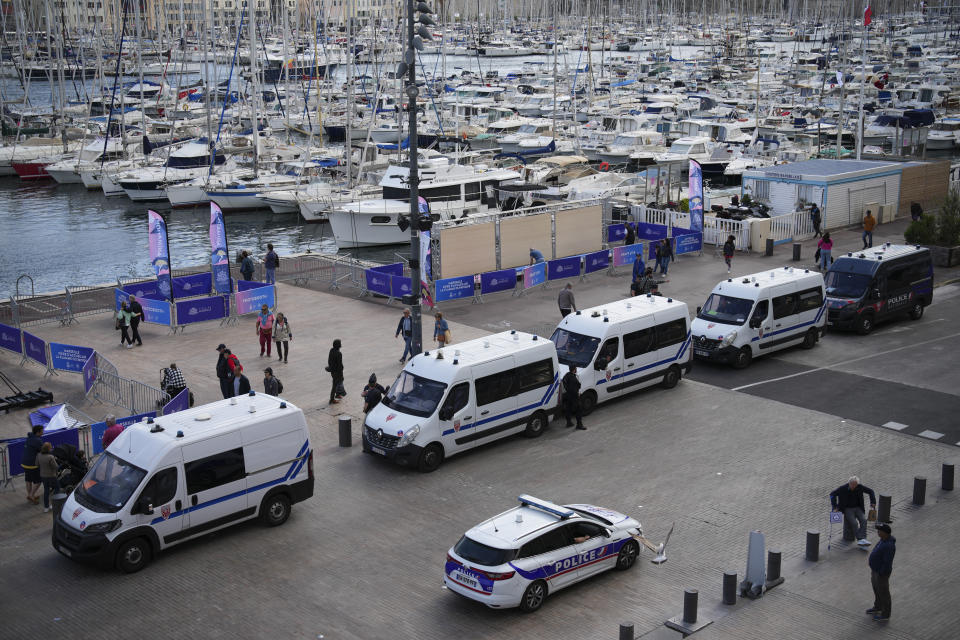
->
[126,344,133,349]
[43,507,50,513]
[858,538,871,546]
[727,268,731,273]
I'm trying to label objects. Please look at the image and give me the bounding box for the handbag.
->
[336,382,346,397]
[814,247,821,261]
[115,317,121,330]
[443,329,452,343]
[867,508,877,522]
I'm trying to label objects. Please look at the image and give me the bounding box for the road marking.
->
[882,421,909,431]
[731,331,960,391]
[918,430,944,440]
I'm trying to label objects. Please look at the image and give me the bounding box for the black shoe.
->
[873,614,890,622]
[576,425,587,430]
[866,608,880,615]
[565,422,573,428]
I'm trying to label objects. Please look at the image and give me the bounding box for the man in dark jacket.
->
[263,367,280,396]
[216,344,233,398]
[830,476,877,546]
[128,295,144,346]
[235,372,251,396]
[395,308,413,363]
[623,222,636,245]
[562,365,585,430]
[328,339,344,404]
[867,524,896,621]
[21,425,44,504]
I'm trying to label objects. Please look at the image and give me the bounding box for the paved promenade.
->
[0,217,957,640]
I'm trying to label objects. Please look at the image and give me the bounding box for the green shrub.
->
[904,214,938,245]
[679,198,689,212]
[904,190,960,247]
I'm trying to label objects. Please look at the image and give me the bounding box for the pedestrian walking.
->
[256,304,275,357]
[395,308,413,363]
[817,232,833,272]
[240,250,255,281]
[273,312,291,363]
[37,442,60,512]
[722,234,736,274]
[263,367,282,396]
[361,373,386,413]
[101,415,123,450]
[631,250,645,283]
[128,295,144,346]
[558,283,576,317]
[234,371,251,396]
[810,203,823,238]
[116,301,134,348]
[434,312,450,348]
[866,523,896,622]
[862,210,876,249]
[327,339,345,404]
[21,425,43,505]
[623,222,636,245]
[830,475,877,546]
[263,243,279,284]
[529,247,545,265]
[215,344,233,399]
[561,365,586,430]
[656,238,673,278]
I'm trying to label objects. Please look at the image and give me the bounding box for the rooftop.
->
[752,158,901,176]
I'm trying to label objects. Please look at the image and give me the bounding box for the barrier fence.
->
[1,404,94,490]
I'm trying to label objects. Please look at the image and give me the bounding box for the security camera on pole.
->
[397,0,436,357]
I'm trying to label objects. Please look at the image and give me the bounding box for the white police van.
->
[550,295,692,415]
[691,267,825,368]
[444,495,644,612]
[52,393,313,573]
[362,331,559,472]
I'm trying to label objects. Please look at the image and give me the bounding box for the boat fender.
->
[598,161,610,171]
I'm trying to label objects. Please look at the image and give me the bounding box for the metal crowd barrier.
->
[91,367,166,416]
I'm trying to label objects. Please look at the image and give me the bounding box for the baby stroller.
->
[52,442,88,493]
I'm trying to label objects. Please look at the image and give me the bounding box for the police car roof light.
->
[176,430,184,438]
[510,330,516,334]
[517,494,575,519]
[249,390,256,396]
[532,335,538,340]
[279,402,287,408]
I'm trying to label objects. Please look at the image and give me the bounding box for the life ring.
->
[598,161,610,171]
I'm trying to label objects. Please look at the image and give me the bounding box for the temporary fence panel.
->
[555,204,603,258]
[175,295,229,325]
[90,411,157,455]
[607,224,627,244]
[584,250,610,274]
[66,284,117,320]
[5,428,81,476]
[613,243,645,268]
[10,291,71,327]
[674,231,703,255]
[121,279,163,300]
[237,279,268,292]
[434,276,476,302]
[235,286,276,315]
[392,276,413,299]
[83,353,96,394]
[547,256,581,281]
[438,221,497,279]
[522,263,547,289]
[364,269,393,296]
[162,387,190,415]
[501,214,551,268]
[371,263,404,277]
[636,222,670,242]
[479,269,517,295]
[0,322,22,354]
[172,272,212,298]
[21,331,47,367]
[139,297,173,325]
[48,343,95,373]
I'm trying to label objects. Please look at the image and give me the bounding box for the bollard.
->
[338,415,352,447]
[805,530,819,561]
[767,549,781,581]
[765,238,774,256]
[722,571,737,605]
[943,463,955,491]
[51,492,68,522]
[618,622,634,640]
[877,494,892,523]
[792,242,802,261]
[913,476,926,505]
[683,589,698,624]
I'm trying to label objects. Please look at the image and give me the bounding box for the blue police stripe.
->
[441,372,560,437]
[751,302,827,342]
[596,331,692,386]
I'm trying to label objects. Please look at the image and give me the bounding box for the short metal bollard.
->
[913,476,926,505]
[805,530,819,561]
[52,492,68,522]
[877,494,892,523]
[338,415,352,447]
[943,463,955,491]
[722,571,737,605]
[766,549,784,589]
[765,238,774,256]
[618,621,634,640]
[683,589,698,624]
[792,242,802,261]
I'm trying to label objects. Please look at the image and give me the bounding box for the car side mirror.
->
[871,289,881,300]
[137,497,154,515]
[593,359,604,371]
[438,407,453,421]
[696,306,702,315]
[749,317,762,329]
[604,528,613,538]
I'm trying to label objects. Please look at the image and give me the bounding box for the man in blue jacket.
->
[867,523,896,621]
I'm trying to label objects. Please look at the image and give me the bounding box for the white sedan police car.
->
[444,495,644,612]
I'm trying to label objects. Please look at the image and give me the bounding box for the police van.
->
[550,295,692,415]
[362,331,559,472]
[444,495,644,612]
[53,393,313,573]
[825,244,933,334]
[691,267,826,368]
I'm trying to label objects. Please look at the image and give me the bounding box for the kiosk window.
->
[772,293,797,319]
[655,319,687,349]
[624,327,654,358]
[185,448,246,494]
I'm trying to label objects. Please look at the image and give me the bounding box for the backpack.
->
[276,378,283,393]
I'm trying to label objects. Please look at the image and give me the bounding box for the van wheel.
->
[524,410,547,438]
[616,540,640,570]
[579,390,598,416]
[661,364,681,389]
[909,302,924,320]
[520,580,547,613]
[418,443,444,473]
[116,537,152,574]
[801,328,818,349]
[732,346,752,369]
[856,313,874,335]
[260,493,291,527]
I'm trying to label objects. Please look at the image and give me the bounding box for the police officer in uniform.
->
[562,365,586,430]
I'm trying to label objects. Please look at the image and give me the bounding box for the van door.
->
[438,381,473,454]
[652,317,689,364]
[760,286,800,352]
[877,261,914,319]
[570,520,617,580]
[614,319,656,393]
[181,432,250,539]
[132,465,186,548]
[748,299,770,347]
[592,336,622,402]
[461,357,518,448]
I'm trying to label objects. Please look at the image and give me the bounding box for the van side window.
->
[516,358,555,394]
[772,293,797,319]
[886,266,911,290]
[655,318,687,349]
[751,300,769,322]
[596,337,620,368]
[141,467,177,506]
[623,327,654,358]
[442,382,470,415]
[475,372,517,406]
[184,448,246,495]
[795,287,824,313]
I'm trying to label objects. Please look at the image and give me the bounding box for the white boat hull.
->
[46,167,83,184]
[167,183,210,208]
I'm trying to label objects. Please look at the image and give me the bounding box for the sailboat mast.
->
[249,0,258,177]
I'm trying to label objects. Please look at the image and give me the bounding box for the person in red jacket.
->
[101,415,123,451]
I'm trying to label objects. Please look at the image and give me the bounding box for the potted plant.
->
[904,190,960,267]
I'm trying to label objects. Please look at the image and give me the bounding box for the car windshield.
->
[454,535,517,567]
[74,452,147,513]
[550,328,601,368]
[385,370,448,419]
[825,271,871,298]
[697,293,754,326]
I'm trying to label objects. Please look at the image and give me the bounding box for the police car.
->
[443,495,647,612]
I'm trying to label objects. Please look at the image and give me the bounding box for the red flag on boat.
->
[864,5,872,26]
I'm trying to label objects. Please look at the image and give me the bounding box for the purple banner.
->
[22,331,46,366]
[140,296,173,325]
[0,322,22,354]
[392,276,412,298]
[90,411,156,455]
[674,229,702,255]
[122,279,162,300]
[162,387,190,416]
[175,295,227,325]
[584,250,610,274]
[636,222,669,241]
[365,269,392,296]
[523,262,547,289]
[49,343,95,373]
[210,202,232,295]
[82,353,96,393]
[479,269,517,295]
[547,256,581,280]
[237,279,266,292]
[5,428,80,476]
[235,286,275,316]
[434,276,475,302]
[371,262,404,277]
[689,160,704,232]
[613,243,646,267]
[607,224,626,243]
[147,210,174,301]
[172,272,212,298]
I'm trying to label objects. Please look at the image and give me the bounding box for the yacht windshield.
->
[825,271,871,298]
[697,293,754,326]
[74,452,147,513]
[669,143,692,154]
[385,370,448,418]
[551,328,601,368]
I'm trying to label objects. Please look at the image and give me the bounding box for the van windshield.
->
[74,452,147,513]
[550,328,601,368]
[385,370,448,418]
[697,293,753,325]
[825,271,871,298]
